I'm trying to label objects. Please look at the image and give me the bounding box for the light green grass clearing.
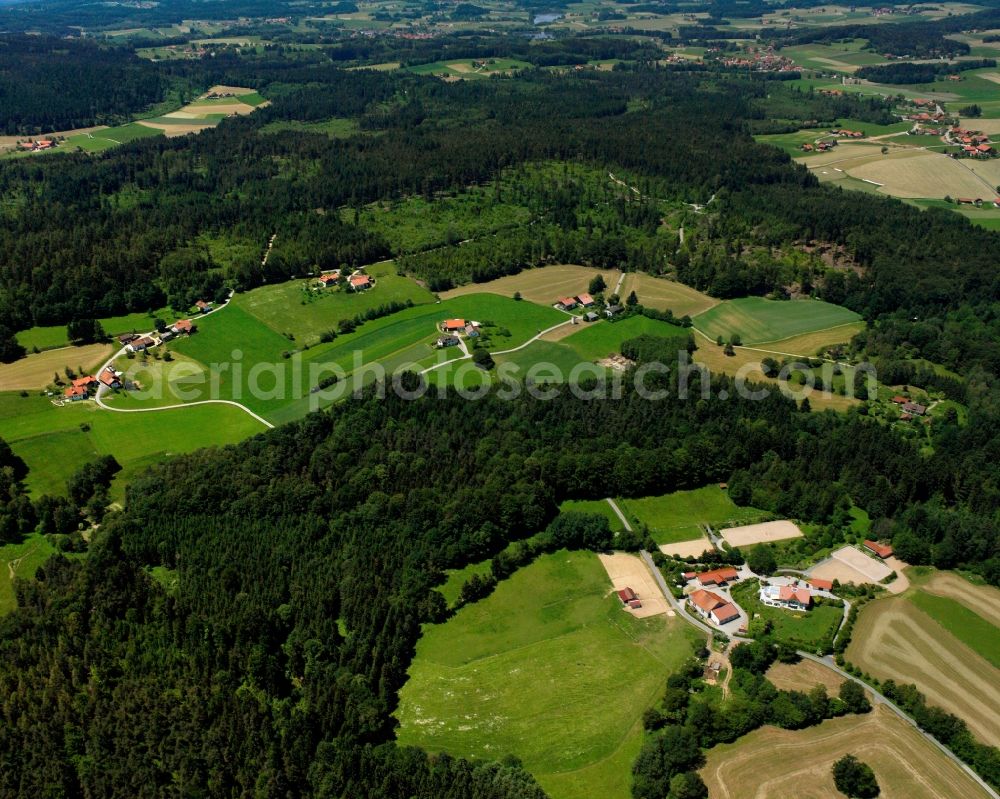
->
[618,486,769,545]
[693,297,861,345]
[17,305,183,352]
[0,392,266,499]
[65,123,164,152]
[0,533,58,615]
[236,262,435,344]
[908,591,1000,668]
[396,550,698,799]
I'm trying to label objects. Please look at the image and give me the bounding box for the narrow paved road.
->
[97,396,274,429]
[605,497,632,531]
[91,291,274,429]
[419,316,574,375]
[796,653,1000,799]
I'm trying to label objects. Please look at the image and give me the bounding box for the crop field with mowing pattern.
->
[693,297,861,345]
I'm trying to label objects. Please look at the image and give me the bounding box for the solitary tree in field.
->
[626,290,638,307]
[832,754,879,798]
[589,274,606,294]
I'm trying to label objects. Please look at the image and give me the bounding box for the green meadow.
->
[488,315,693,385]
[163,291,565,421]
[65,123,164,152]
[908,591,1000,668]
[0,391,266,500]
[236,263,436,344]
[17,305,185,352]
[397,550,699,799]
[0,533,60,615]
[618,486,768,545]
[693,297,861,345]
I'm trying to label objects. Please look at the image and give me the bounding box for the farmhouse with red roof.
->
[864,540,893,559]
[688,589,740,626]
[696,567,739,587]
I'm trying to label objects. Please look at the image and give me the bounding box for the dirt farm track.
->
[700,705,992,799]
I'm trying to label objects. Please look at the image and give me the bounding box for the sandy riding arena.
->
[720,520,802,547]
[809,546,892,587]
[659,536,713,559]
[597,552,669,618]
[700,705,993,799]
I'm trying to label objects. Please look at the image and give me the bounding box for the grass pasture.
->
[0,391,266,499]
[617,486,768,545]
[0,343,114,390]
[693,297,861,346]
[64,122,165,152]
[0,533,59,615]
[396,550,698,799]
[700,705,993,799]
[560,315,690,361]
[847,587,1000,747]
[440,264,621,308]
[16,305,185,352]
[407,58,530,80]
[236,262,435,344]
[167,292,565,421]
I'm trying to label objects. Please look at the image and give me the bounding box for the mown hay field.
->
[846,586,1000,747]
[700,705,992,799]
[848,151,993,199]
[440,264,621,307]
[618,273,719,317]
[0,343,114,390]
[693,297,861,345]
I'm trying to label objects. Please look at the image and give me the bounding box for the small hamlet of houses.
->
[436,318,481,348]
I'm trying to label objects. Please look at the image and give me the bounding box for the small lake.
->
[533,12,562,24]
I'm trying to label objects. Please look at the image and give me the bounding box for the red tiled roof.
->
[64,386,87,397]
[864,540,893,558]
[319,273,339,284]
[576,293,594,305]
[172,319,193,332]
[71,376,96,388]
[350,275,371,287]
[689,588,726,613]
[697,567,739,585]
[779,586,812,605]
[617,587,638,602]
[98,368,118,387]
[809,578,834,591]
[443,318,466,331]
[712,602,740,624]
[558,297,576,306]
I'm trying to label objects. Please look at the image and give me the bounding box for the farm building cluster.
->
[711,47,797,73]
[890,395,928,421]
[315,270,373,291]
[17,139,58,152]
[61,367,122,402]
[436,318,481,348]
[947,127,995,158]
